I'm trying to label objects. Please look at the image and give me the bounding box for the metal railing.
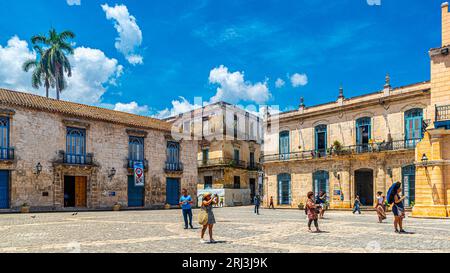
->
[262,139,421,163]
[247,162,262,171]
[436,105,450,121]
[164,161,184,172]
[63,152,94,165]
[0,147,14,160]
[127,159,149,169]
[198,157,247,168]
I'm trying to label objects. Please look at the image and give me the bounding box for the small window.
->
[202,149,209,162]
[234,149,240,162]
[129,136,144,162]
[234,176,241,189]
[204,176,213,189]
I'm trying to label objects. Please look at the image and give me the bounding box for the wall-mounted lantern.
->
[108,167,117,180]
[421,154,429,169]
[34,162,43,176]
[387,167,393,179]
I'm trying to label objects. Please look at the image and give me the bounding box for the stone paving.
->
[0,207,449,253]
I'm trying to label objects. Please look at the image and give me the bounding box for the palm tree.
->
[22,46,54,98]
[31,29,75,100]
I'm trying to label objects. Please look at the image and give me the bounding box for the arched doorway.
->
[355,169,374,206]
[277,173,291,205]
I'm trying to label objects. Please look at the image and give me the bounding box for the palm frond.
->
[22,59,37,72]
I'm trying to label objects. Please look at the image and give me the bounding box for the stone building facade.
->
[167,102,263,206]
[262,3,450,214]
[0,88,198,211]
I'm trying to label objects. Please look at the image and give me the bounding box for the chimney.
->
[442,2,450,47]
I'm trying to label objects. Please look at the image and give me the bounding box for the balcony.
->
[164,161,184,173]
[262,139,421,163]
[62,151,94,165]
[436,105,450,121]
[247,162,262,171]
[198,157,247,169]
[127,159,149,170]
[0,147,14,161]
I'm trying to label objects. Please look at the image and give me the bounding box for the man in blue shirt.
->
[179,188,194,229]
[254,195,261,215]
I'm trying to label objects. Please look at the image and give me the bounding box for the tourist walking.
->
[199,192,217,243]
[269,196,275,209]
[316,191,327,219]
[254,195,261,215]
[353,195,361,214]
[375,191,386,223]
[179,188,194,229]
[306,191,321,233]
[388,182,408,233]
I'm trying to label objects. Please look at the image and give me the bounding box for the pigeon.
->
[30,216,36,219]
[72,212,78,216]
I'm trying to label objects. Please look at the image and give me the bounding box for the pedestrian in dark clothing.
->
[254,195,261,215]
[353,195,362,214]
[269,196,275,209]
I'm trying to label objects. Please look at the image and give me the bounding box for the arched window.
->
[277,173,291,205]
[404,108,423,148]
[315,125,327,157]
[279,131,290,160]
[66,127,86,164]
[356,117,371,153]
[313,170,329,198]
[402,165,416,207]
[129,136,144,162]
[167,141,180,171]
[0,117,10,160]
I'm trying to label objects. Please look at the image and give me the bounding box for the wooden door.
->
[75,176,87,207]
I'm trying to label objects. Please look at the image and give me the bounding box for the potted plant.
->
[164,203,172,209]
[298,202,305,210]
[21,203,30,213]
[332,140,343,155]
[113,202,122,211]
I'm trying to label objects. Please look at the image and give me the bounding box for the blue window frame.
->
[313,170,330,199]
[356,117,371,153]
[279,131,290,160]
[315,125,327,157]
[66,127,86,164]
[202,149,209,162]
[405,109,423,148]
[402,165,416,207]
[166,141,181,171]
[0,117,10,160]
[129,136,144,163]
[234,149,240,162]
[278,173,291,205]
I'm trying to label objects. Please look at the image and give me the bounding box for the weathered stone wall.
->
[2,104,198,210]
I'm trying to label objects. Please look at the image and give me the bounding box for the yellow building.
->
[262,3,450,217]
[166,102,263,206]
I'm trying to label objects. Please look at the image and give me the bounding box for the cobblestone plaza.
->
[0,207,448,253]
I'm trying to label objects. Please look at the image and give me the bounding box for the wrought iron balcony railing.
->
[127,159,149,169]
[436,105,450,121]
[198,157,247,168]
[0,147,14,161]
[262,139,421,163]
[247,162,262,171]
[63,152,94,165]
[164,161,184,172]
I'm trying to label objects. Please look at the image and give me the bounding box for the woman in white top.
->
[375,191,386,223]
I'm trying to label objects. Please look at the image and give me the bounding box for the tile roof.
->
[0,88,171,132]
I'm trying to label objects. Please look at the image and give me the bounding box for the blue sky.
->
[0,0,443,118]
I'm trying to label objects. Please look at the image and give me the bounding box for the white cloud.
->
[290,73,308,87]
[0,36,123,105]
[154,97,202,119]
[208,65,270,104]
[275,78,285,88]
[67,0,81,6]
[0,36,37,93]
[114,101,149,115]
[101,3,143,65]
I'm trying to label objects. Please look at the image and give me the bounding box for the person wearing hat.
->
[200,192,217,244]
